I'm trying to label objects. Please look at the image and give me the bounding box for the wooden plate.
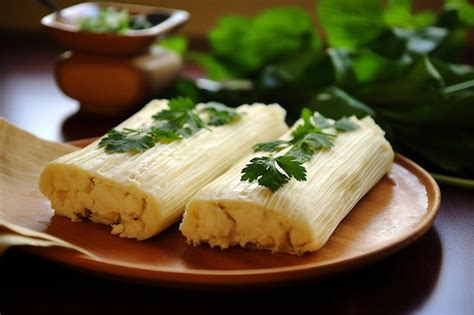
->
[25,138,440,287]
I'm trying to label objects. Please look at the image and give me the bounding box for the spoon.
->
[38,0,62,16]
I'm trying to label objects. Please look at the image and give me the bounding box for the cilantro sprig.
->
[99,97,240,153]
[240,109,358,192]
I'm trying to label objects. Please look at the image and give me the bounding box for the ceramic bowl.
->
[41,2,189,56]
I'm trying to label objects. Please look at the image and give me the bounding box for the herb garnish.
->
[99,97,240,153]
[162,1,474,179]
[241,109,358,192]
[79,7,152,34]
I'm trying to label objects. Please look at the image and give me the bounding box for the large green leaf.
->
[378,85,474,128]
[156,35,188,56]
[392,124,474,174]
[327,48,356,88]
[317,0,385,50]
[258,48,354,91]
[351,48,406,84]
[355,56,445,106]
[209,7,320,77]
[208,16,251,75]
[433,8,469,63]
[368,26,448,60]
[187,52,234,81]
[257,51,326,89]
[444,0,474,26]
[432,59,474,85]
[310,87,375,119]
[383,0,435,28]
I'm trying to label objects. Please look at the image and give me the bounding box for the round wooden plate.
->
[26,138,440,287]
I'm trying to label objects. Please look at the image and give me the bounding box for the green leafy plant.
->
[79,7,152,33]
[241,109,358,191]
[99,98,241,153]
[166,0,474,180]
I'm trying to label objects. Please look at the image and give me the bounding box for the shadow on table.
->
[61,110,131,141]
[1,227,442,314]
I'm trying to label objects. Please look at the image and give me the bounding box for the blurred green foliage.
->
[159,0,474,178]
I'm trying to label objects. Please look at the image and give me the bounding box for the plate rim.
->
[23,139,441,286]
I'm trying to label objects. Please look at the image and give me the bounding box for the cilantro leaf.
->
[241,157,291,192]
[275,156,307,181]
[168,97,195,111]
[79,7,130,34]
[178,111,207,137]
[200,102,241,126]
[241,108,359,192]
[149,127,182,143]
[240,155,306,192]
[333,117,359,132]
[240,157,269,182]
[311,112,333,129]
[98,128,155,153]
[286,142,315,163]
[291,108,315,140]
[101,98,240,154]
[152,97,206,138]
[253,140,288,152]
[301,133,335,150]
[152,98,196,126]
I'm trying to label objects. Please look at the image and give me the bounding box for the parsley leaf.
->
[300,133,335,150]
[286,142,314,163]
[149,127,182,143]
[241,108,359,191]
[333,117,359,131]
[312,112,333,129]
[241,157,288,192]
[152,97,205,137]
[200,102,241,126]
[253,140,288,152]
[275,155,307,181]
[168,97,195,111]
[291,108,315,140]
[240,157,288,192]
[177,111,207,137]
[98,128,155,153]
[100,97,241,154]
[240,155,306,192]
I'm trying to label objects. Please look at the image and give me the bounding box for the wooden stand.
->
[55,47,182,116]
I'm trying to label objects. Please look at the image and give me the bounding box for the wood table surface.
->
[1,33,473,315]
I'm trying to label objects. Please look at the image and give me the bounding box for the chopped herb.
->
[149,127,182,143]
[152,97,207,137]
[98,128,155,153]
[241,109,358,192]
[79,7,153,34]
[253,140,288,152]
[200,102,241,126]
[241,156,306,192]
[333,117,360,131]
[99,98,241,154]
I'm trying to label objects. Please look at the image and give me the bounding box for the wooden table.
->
[1,33,473,315]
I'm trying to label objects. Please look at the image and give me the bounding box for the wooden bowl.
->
[55,48,183,116]
[41,2,189,56]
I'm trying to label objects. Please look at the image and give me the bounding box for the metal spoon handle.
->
[38,0,61,16]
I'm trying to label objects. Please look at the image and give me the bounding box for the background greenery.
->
[160,0,474,180]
